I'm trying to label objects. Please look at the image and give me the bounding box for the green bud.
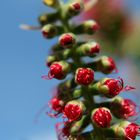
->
[72,89,82,99]
[75,42,100,57]
[73,20,99,34]
[67,1,83,16]
[96,56,116,74]
[42,24,57,39]
[38,12,59,26]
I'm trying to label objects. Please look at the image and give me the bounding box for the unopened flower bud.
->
[45,97,65,118]
[83,20,100,34]
[90,77,135,98]
[38,12,58,26]
[75,68,94,86]
[74,20,100,34]
[111,97,138,119]
[68,2,83,16]
[110,121,140,140]
[98,78,123,98]
[59,33,76,48]
[50,97,64,113]
[97,56,117,74]
[76,42,100,57]
[42,24,57,39]
[91,107,112,128]
[63,100,86,122]
[42,61,71,80]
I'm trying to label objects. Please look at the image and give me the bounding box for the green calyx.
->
[75,41,99,57]
[58,61,71,75]
[70,115,89,135]
[73,20,99,35]
[42,24,57,38]
[96,56,114,74]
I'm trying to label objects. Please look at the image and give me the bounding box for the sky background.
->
[0,0,140,140]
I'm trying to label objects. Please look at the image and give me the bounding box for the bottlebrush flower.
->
[75,68,94,86]
[31,0,138,139]
[91,107,112,128]
[42,61,70,80]
[63,100,86,122]
[111,121,140,140]
[97,56,117,74]
[59,33,76,48]
[68,2,83,16]
[42,24,57,39]
[111,97,139,119]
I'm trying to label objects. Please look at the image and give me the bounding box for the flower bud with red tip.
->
[68,2,83,16]
[51,97,64,113]
[97,56,117,74]
[98,78,123,98]
[111,97,138,119]
[91,107,112,128]
[74,20,100,34]
[42,61,70,80]
[50,61,70,80]
[83,20,100,34]
[38,12,58,26]
[59,33,76,48]
[42,24,57,39]
[63,100,86,122]
[76,41,100,57]
[75,68,94,86]
[92,77,135,98]
[110,121,140,140]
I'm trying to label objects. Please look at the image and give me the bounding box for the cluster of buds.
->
[31,0,139,139]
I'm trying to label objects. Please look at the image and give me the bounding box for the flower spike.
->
[30,0,138,139]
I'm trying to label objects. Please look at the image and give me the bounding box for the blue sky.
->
[0,0,140,140]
